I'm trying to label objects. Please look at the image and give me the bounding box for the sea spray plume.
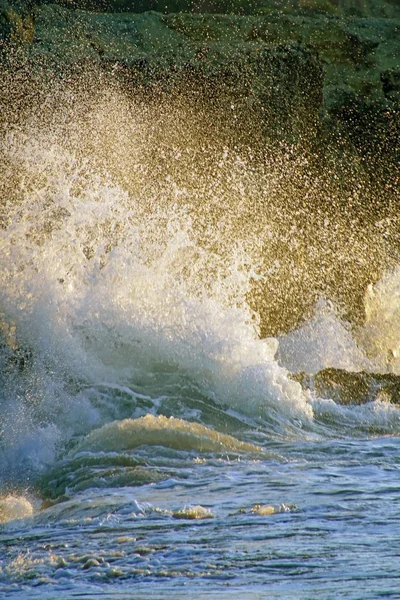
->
[356,267,400,375]
[0,128,313,423]
[277,298,374,374]
[1,64,396,336]
[0,67,400,476]
[0,68,316,485]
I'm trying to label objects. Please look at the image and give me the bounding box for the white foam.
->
[310,394,400,433]
[0,496,33,523]
[172,505,214,519]
[278,299,373,374]
[356,267,400,374]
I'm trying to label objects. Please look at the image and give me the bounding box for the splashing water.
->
[1,80,400,489]
[357,267,400,374]
[0,94,316,481]
[277,298,374,374]
[0,57,400,600]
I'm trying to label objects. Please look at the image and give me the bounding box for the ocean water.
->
[1,83,400,599]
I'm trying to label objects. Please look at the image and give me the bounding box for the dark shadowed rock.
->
[33,0,400,18]
[0,0,35,45]
[2,3,399,112]
[1,2,398,151]
[381,68,400,102]
[1,3,398,159]
[293,367,400,405]
[0,5,326,143]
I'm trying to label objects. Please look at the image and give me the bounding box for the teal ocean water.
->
[1,86,400,599]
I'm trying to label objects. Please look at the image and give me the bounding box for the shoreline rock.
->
[293,367,400,406]
[1,4,399,116]
[1,3,398,185]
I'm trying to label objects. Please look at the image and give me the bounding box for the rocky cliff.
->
[1,1,399,149]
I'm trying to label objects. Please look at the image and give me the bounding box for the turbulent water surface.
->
[1,82,400,599]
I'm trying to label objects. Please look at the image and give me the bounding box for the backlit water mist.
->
[1,77,400,599]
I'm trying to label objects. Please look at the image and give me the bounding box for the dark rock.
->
[0,0,35,47]
[1,5,399,133]
[0,6,324,143]
[381,68,400,101]
[293,367,400,405]
[32,0,400,18]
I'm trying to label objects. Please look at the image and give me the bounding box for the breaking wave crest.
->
[73,414,263,455]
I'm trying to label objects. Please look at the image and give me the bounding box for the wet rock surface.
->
[294,367,400,406]
[1,2,399,127]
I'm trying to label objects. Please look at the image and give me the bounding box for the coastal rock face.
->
[1,1,398,188]
[1,5,324,141]
[1,3,399,123]
[294,368,400,406]
[1,1,398,168]
[32,0,400,19]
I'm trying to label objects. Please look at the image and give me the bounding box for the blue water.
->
[1,437,400,599]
